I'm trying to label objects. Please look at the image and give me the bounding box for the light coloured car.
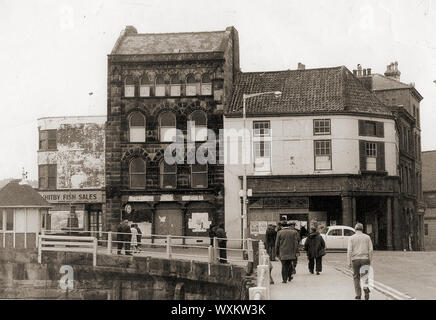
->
[300,225,356,250]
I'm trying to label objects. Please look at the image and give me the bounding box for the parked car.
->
[300,225,356,250]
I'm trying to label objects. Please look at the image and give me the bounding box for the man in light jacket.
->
[275,221,299,283]
[347,223,373,300]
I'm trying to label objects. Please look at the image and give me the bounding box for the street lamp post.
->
[241,91,281,252]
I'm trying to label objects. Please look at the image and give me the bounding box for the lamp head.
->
[273,91,282,98]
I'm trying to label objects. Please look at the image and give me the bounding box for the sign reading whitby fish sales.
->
[39,191,103,203]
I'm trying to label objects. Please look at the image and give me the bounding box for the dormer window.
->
[201,74,212,95]
[140,75,152,97]
[155,75,166,97]
[186,74,197,96]
[124,76,135,97]
[170,74,181,96]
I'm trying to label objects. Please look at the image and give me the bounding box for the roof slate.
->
[112,31,229,55]
[0,181,51,208]
[226,66,391,117]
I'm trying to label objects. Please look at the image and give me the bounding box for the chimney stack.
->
[384,61,401,80]
[297,62,306,70]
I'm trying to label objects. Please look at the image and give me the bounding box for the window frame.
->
[191,163,208,189]
[314,139,332,171]
[160,161,177,189]
[253,121,271,137]
[124,76,135,98]
[200,73,212,95]
[38,164,57,190]
[128,112,146,143]
[139,75,152,97]
[189,110,208,142]
[155,75,166,97]
[129,158,146,190]
[159,112,177,142]
[313,119,331,135]
[39,129,57,151]
[186,74,198,96]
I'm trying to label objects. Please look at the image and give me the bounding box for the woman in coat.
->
[130,224,138,254]
[304,226,326,275]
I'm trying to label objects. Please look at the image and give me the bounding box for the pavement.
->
[323,251,436,300]
[269,256,389,300]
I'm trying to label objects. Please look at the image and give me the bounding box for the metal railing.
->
[249,241,271,300]
[40,229,255,267]
[38,234,98,266]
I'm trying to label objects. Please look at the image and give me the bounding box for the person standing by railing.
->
[130,223,138,254]
[117,219,131,255]
[215,223,227,263]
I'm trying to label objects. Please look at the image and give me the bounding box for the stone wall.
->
[0,249,251,300]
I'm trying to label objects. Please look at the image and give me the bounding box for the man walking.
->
[288,221,300,276]
[275,221,299,283]
[347,223,373,300]
[304,226,326,275]
[116,219,132,255]
[266,224,277,261]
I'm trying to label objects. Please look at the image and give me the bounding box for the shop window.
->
[186,74,197,96]
[39,129,57,150]
[124,76,135,97]
[139,75,152,97]
[38,164,57,190]
[159,112,177,142]
[313,119,331,135]
[189,110,207,141]
[129,112,146,143]
[314,140,332,170]
[191,164,208,188]
[358,120,384,137]
[129,158,146,189]
[170,74,181,96]
[160,161,177,189]
[155,75,166,97]
[200,74,212,95]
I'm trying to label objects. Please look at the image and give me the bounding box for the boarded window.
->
[155,75,166,96]
[186,74,197,96]
[124,76,135,97]
[170,74,181,96]
[130,158,146,189]
[314,140,332,170]
[191,164,208,188]
[129,112,146,142]
[160,161,177,189]
[139,75,152,97]
[201,74,212,95]
[358,120,384,137]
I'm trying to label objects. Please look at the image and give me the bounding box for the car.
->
[300,225,356,250]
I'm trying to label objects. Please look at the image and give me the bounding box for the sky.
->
[0,0,435,180]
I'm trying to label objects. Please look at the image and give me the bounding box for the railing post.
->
[247,238,254,262]
[213,237,219,263]
[166,235,172,259]
[108,232,112,254]
[93,237,98,267]
[37,235,42,264]
[208,245,214,264]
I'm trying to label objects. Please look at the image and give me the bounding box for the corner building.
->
[106,26,239,242]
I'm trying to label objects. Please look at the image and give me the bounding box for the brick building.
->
[422,150,436,251]
[224,65,402,250]
[105,26,239,241]
[355,62,424,250]
[37,116,106,233]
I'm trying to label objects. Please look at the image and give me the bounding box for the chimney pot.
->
[367,68,371,75]
[363,69,367,76]
[297,63,305,70]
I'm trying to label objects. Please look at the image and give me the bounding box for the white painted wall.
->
[223,114,398,241]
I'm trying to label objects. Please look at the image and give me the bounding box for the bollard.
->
[208,246,214,264]
[249,287,267,300]
[257,264,270,299]
[213,237,219,263]
[247,238,254,261]
[93,237,98,267]
[108,232,113,254]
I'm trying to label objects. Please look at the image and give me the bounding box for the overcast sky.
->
[0,0,435,180]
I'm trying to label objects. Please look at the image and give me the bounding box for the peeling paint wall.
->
[37,116,106,189]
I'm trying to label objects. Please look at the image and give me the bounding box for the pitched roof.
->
[371,74,411,91]
[0,180,51,208]
[111,26,231,55]
[226,66,391,117]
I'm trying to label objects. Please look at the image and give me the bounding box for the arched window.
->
[155,75,166,97]
[140,74,152,97]
[189,110,207,141]
[124,76,135,97]
[160,161,177,189]
[170,74,181,96]
[129,158,146,189]
[129,112,146,142]
[201,73,212,95]
[159,112,177,142]
[186,74,197,96]
[191,164,208,188]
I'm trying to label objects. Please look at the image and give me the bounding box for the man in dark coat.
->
[215,223,227,263]
[288,221,300,276]
[304,226,326,275]
[275,221,299,283]
[208,224,217,246]
[265,224,277,261]
[116,219,132,255]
